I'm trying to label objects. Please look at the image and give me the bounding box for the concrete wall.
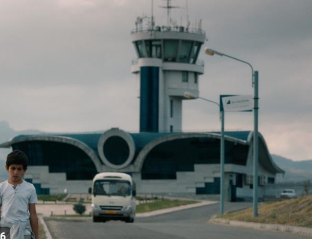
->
[25,166,92,194]
[25,154,281,200]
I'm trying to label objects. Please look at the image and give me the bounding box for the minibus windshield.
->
[94,180,131,196]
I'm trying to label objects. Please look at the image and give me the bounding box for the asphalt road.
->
[45,202,310,239]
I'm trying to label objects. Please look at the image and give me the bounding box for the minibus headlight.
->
[122,205,132,212]
[92,204,101,210]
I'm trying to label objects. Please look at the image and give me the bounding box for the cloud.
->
[0,0,311,161]
[261,120,312,161]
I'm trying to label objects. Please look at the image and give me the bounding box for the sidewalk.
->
[137,200,217,218]
[37,204,92,217]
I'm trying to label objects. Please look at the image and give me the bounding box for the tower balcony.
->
[131,26,205,37]
[131,58,204,74]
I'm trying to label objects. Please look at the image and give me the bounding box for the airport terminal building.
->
[0,128,284,201]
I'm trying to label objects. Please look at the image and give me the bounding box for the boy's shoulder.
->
[22,180,36,189]
[0,180,8,194]
[0,180,8,187]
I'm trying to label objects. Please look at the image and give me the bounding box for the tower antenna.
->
[151,0,155,29]
[186,0,189,27]
[160,0,179,26]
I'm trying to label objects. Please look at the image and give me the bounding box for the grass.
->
[38,194,67,201]
[218,195,312,228]
[136,199,198,213]
[49,199,198,217]
[51,214,91,218]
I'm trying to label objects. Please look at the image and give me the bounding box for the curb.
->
[136,201,217,218]
[39,216,53,239]
[210,218,312,237]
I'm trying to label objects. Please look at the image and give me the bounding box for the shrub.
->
[73,203,86,215]
[304,180,311,195]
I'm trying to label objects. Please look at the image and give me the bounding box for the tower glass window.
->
[164,40,179,62]
[189,42,201,64]
[135,41,144,58]
[170,99,173,117]
[182,72,188,82]
[178,40,192,63]
[145,40,162,58]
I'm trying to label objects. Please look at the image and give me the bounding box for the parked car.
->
[280,189,297,199]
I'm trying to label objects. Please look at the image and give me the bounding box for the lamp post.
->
[184,92,225,215]
[204,48,259,217]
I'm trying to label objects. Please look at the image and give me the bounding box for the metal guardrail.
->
[131,26,205,36]
[196,59,204,66]
[131,59,138,65]
[131,58,204,66]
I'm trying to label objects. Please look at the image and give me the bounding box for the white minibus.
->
[89,172,136,223]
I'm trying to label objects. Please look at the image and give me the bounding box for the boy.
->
[0,150,39,239]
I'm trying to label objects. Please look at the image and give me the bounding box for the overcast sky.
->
[0,0,311,161]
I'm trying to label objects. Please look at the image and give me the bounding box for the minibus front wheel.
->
[93,216,101,223]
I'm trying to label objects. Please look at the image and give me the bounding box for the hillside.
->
[272,155,312,183]
[219,195,312,228]
[0,121,42,181]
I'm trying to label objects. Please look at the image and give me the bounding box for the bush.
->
[73,203,86,215]
[304,180,311,195]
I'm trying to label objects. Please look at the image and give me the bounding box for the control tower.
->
[131,0,206,133]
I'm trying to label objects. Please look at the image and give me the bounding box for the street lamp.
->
[184,92,225,215]
[204,47,259,217]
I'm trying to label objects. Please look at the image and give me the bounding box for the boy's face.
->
[6,164,27,184]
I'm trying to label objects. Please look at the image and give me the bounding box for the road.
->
[44,202,309,239]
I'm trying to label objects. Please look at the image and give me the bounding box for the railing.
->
[131,58,204,67]
[131,26,206,36]
[196,59,204,66]
[132,58,138,65]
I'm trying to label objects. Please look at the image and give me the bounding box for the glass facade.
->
[145,40,162,58]
[178,40,192,63]
[196,178,220,194]
[236,174,243,188]
[13,141,98,180]
[189,42,201,64]
[134,40,202,64]
[141,138,249,180]
[164,40,179,62]
[140,66,159,132]
[103,136,130,165]
[135,41,146,58]
[268,177,275,184]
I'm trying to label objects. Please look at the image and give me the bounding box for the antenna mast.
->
[151,0,155,29]
[186,0,189,27]
[160,0,179,26]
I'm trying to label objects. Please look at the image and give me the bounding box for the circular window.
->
[103,136,130,165]
[97,128,135,169]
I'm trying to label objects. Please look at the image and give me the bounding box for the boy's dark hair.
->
[6,150,29,169]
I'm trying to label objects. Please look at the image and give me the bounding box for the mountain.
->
[0,121,42,144]
[0,121,43,181]
[272,154,312,183]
